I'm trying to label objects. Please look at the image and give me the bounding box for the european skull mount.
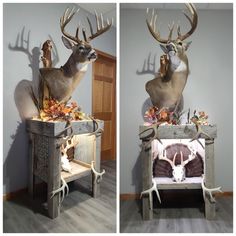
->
[158,144,197,182]
[145,3,198,114]
[38,8,113,110]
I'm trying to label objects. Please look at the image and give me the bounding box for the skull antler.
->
[158,145,197,182]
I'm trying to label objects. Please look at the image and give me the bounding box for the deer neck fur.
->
[167,53,189,88]
[39,55,90,106]
[145,53,189,111]
[59,55,89,97]
[61,55,89,78]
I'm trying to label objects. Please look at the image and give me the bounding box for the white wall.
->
[120,7,233,193]
[3,3,116,194]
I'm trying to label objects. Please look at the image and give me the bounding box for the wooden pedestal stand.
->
[26,119,103,219]
[139,124,217,220]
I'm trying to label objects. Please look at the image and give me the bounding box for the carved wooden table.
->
[139,124,217,220]
[26,119,103,219]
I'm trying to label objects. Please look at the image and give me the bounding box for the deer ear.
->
[160,44,168,54]
[184,41,192,51]
[61,36,74,49]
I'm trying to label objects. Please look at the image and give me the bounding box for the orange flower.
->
[159,110,168,120]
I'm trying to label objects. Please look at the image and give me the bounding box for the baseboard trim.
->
[3,182,46,201]
[3,188,28,201]
[120,193,140,200]
[214,191,233,197]
[4,189,233,202]
[120,191,233,201]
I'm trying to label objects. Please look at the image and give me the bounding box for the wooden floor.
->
[120,195,233,233]
[3,161,116,233]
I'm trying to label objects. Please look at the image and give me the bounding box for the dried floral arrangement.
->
[33,98,89,122]
[144,106,180,125]
[190,110,209,125]
[144,106,209,126]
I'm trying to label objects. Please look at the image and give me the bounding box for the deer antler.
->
[50,176,69,205]
[180,146,197,167]
[84,11,113,42]
[86,10,113,41]
[140,179,161,209]
[177,3,198,41]
[60,7,112,44]
[146,3,198,44]
[61,136,79,156]
[60,136,79,172]
[201,175,222,203]
[139,125,163,150]
[159,150,177,168]
[190,123,213,144]
[60,7,82,44]
[91,161,105,184]
[146,8,173,44]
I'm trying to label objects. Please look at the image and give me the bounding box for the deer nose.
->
[88,50,97,61]
[166,44,174,51]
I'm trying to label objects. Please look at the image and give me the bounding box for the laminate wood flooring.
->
[120,195,233,233]
[3,160,116,233]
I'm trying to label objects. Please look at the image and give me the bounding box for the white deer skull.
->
[159,146,196,182]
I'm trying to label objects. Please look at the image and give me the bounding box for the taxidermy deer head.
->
[159,146,197,182]
[39,7,112,109]
[145,3,198,114]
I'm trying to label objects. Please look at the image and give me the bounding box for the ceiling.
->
[121,3,232,10]
[77,3,116,27]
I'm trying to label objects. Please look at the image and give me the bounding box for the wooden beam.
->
[139,124,217,140]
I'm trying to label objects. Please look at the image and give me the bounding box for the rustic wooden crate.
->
[26,119,104,219]
[139,124,217,220]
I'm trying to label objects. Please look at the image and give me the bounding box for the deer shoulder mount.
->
[39,8,113,109]
[145,3,198,114]
[159,145,197,182]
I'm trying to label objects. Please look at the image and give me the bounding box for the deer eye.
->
[78,46,85,51]
[178,42,183,46]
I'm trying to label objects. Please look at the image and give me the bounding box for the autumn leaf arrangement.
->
[190,110,209,125]
[34,98,89,122]
[144,106,209,126]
